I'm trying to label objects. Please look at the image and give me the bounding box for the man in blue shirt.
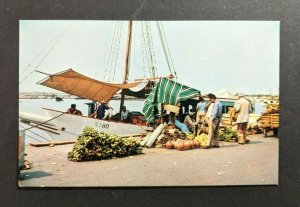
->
[96,102,113,119]
[204,93,222,149]
[196,96,206,124]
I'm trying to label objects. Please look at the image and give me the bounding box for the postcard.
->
[18,20,279,187]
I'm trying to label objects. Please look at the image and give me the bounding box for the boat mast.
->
[119,20,133,116]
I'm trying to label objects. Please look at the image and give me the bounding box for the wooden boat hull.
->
[42,108,148,140]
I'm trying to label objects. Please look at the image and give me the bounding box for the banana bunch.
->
[186,134,195,140]
[194,133,208,146]
[67,126,142,162]
[219,127,238,142]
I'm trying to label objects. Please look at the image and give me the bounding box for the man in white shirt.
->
[234,93,251,144]
[120,106,130,122]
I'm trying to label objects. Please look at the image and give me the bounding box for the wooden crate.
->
[221,117,232,126]
[271,113,279,128]
[163,104,180,114]
[260,115,271,127]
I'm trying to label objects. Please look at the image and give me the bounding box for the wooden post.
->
[160,103,164,124]
[119,21,133,118]
[264,128,268,137]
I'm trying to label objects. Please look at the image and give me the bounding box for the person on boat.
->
[120,106,130,122]
[234,93,251,144]
[67,104,82,115]
[96,102,113,119]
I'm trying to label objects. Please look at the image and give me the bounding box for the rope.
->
[19,24,72,84]
[156,21,173,76]
[19,125,51,142]
[160,22,177,77]
[23,134,43,142]
[95,22,114,78]
[20,23,71,76]
[21,112,65,131]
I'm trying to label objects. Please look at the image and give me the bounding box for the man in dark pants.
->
[96,102,113,119]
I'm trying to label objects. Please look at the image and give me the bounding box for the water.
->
[19,98,145,116]
[254,101,266,114]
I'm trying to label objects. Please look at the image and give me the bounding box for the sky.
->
[19,20,279,95]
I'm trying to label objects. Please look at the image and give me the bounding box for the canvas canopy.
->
[38,69,143,103]
[142,78,200,123]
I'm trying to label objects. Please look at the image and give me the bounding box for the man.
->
[67,104,82,115]
[96,102,113,119]
[184,111,197,133]
[196,96,206,124]
[169,112,190,133]
[120,106,130,122]
[204,93,222,149]
[234,93,251,144]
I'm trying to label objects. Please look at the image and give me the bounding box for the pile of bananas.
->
[194,133,208,146]
[197,126,208,135]
[186,134,195,140]
[219,127,238,142]
[67,126,142,161]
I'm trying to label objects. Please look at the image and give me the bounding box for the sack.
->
[229,108,237,122]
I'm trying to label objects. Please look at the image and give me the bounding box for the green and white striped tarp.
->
[142,78,200,123]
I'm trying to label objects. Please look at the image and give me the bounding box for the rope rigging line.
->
[19,125,51,142]
[95,22,114,78]
[20,113,65,131]
[23,133,44,142]
[140,22,149,78]
[19,24,72,84]
[156,21,173,76]
[103,21,123,82]
[20,23,71,76]
[160,22,177,77]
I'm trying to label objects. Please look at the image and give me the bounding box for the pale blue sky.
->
[19,20,279,95]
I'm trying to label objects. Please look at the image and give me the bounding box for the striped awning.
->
[142,78,200,123]
[38,69,143,103]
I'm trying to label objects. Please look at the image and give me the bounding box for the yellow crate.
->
[163,104,180,114]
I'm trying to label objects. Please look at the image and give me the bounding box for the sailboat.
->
[19,21,176,141]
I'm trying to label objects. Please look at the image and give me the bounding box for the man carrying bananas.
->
[234,93,251,144]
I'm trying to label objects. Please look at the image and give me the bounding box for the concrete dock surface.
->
[19,134,278,187]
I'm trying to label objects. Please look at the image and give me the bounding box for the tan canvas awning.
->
[37,69,143,103]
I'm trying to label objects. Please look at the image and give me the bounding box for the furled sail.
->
[38,69,143,103]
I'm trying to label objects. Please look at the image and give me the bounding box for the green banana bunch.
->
[67,126,143,161]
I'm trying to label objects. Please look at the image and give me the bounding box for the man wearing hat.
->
[67,104,82,115]
[234,93,251,144]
